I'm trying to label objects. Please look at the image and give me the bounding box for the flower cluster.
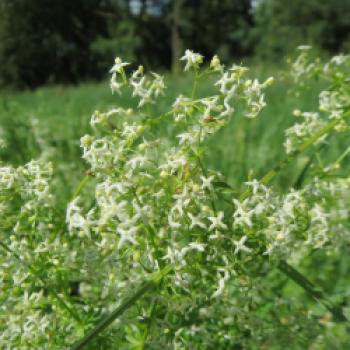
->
[285,49,350,154]
[1,49,350,349]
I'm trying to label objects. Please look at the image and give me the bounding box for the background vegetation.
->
[0,0,349,88]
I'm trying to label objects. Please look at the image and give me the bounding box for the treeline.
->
[0,0,349,88]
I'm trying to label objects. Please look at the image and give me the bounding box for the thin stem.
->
[194,151,217,214]
[330,145,350,170]
[240,108,350,200]
[71,175,91,200]
[141,296,159,349]
[293,143,327,189]
[71,265,172,350]
[191,71,199,98]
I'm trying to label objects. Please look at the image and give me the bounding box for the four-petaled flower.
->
[233,235,252,255]
[117,226,138,249]
[201,175,215,190]
[180,50,203,71]
[208,211,227,231]
[188,213,207,230]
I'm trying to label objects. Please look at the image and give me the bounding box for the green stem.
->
[191,71,199,98]
[141,296,159,349]
[194,151,217,214]
[293,143,327,189]
[241,109,350,200]
[71,265,172,350]
[278,260,347,322]
[71,175,91,200]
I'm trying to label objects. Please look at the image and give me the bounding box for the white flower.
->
[245,179,267,195]
[233,198,253,228]
[116,226,138,248]
[212,269,229,298]
[177,132,196,145]
[0,166,17,189]
[181,242,206,256]
[110,73,123,94]
[210,55,223,72]
[151,72,166,97]
[188,213,207,230]
[132,200,150,222]
[180,49,203,71]
[68,212,91,238]
[200,175,215,190]
[297,45,312,51]
[168,213,181,230]
[233,235,252,255]
[110,57,129,74]
[208,211,227,231]
[215,72,232,93]
[126,155,148,170]
[66,196,81,224]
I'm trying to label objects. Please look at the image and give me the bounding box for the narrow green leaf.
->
[293,143,327,189]
[278,260,348,322]
[71,175,91,200]
[213,181,233,189]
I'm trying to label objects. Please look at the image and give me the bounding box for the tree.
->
[0,0,112,88]
[179,0,254,62]
[252,0,350,60]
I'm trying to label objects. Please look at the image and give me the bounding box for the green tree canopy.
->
[252,0,350,60]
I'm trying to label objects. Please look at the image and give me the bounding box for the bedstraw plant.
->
[0,47,350,349]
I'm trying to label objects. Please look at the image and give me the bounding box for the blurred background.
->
[0,0,349,89]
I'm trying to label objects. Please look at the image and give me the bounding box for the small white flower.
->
[208,211,227,231]
[297,45,312,51]
[233,199,253,228]
[110,73,123,94]
[117,226,138,248]
[110,57,130,74]
[210,55,223,72]
[200,175,215,190]
[188,213,207,230]
[168,213,181,230]
[233,235,252,255]
[151,72,166,97]
[180,49,203,71]
[181,242,206,257]
[212,269,229,298]
[177,132,196,145]
[245,179,267,195]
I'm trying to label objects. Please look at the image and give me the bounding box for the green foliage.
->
[178,0,253,61]
[91,19,141,77]
[2,0,348,88]
[1,50,350,348]
[252,0,350,60]
[0,0,111,88]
